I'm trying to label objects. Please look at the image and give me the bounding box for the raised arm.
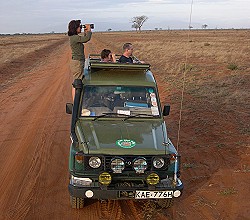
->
[76,24,92,43]
[77,31,92,43]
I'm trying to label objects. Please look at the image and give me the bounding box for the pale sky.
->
[0,0,249,34]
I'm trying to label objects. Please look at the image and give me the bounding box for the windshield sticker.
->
[151,107,159,115]
[151,97,156,102]
[116,139,136,149]
[152,101,158,107]
[82,109,91,116]
[150,93,156,98]
[148,88,154,93]
[117,109,130,115]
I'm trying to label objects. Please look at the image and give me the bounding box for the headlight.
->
[133,157,147,173]
[111,158,125,173]
[146,173,160,185]
[153,157,165,169]
[89,156,102,168]
[70,175,92,187]
[99,172,112,185]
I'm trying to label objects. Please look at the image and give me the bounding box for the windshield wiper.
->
[123,113,158,121]
[93,112,128,121]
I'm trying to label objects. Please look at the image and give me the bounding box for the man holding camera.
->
[68,20,93,99]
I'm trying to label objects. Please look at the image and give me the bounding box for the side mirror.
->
[163,105,170,116]
[72,79,83,89]
[66,103,73,114]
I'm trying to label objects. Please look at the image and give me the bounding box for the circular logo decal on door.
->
[116,139,136,149]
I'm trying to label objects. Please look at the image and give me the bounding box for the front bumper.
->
[68,179,183,200]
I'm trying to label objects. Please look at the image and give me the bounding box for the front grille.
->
[81,155,174,173]
[104,155,170,172]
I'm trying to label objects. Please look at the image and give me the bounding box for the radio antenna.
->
[176,0,194,151]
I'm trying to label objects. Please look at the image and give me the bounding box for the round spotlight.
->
[153,157,165,169]
[89,157,101,168]
[99,172,112,185]
[133,157,147,173]
[146,173,160,185]
[111,158,125,173]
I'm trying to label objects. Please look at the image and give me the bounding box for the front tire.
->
[70,196,84,209]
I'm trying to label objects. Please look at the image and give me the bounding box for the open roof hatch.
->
[87,54,151,71]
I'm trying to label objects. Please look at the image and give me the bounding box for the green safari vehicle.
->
[66,55,183,209]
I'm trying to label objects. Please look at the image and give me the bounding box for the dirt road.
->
[0,33,249,220]
[0,37,161,220]
[0,39,74,219]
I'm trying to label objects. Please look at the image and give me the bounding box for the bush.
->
[227,63,238,70]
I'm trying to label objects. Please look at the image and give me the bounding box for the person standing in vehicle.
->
[68,20,92,98]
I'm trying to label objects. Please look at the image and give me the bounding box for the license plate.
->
[135,190,173,199]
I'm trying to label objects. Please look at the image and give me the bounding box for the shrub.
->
[227,63,238,70]
[182,63,193,72]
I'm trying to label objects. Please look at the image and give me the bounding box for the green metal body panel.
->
[84,69,156,87]
[74,119,177,155]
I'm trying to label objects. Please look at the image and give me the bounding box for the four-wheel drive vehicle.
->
[66,55,183,209]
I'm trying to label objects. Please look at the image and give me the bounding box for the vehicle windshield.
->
[81,86,160,117]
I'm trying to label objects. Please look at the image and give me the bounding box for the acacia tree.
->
[202,24,208,29]
[131,15,148,31]
[131,23,139,31]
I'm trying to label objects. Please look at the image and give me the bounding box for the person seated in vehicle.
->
[118,43,145,64]
[101,49,116,62]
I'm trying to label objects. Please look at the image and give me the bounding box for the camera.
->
[81,24,94,29]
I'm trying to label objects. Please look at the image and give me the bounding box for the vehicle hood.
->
[77,120,176,155]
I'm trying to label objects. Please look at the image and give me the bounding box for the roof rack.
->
[87,54,151,71]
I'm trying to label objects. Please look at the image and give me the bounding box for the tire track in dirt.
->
[0,40,74,219]
[122,200,141,219]
[97,200,124,220]
[0,38,68,89]
[3,71,69,219]
[0,38,62,46]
